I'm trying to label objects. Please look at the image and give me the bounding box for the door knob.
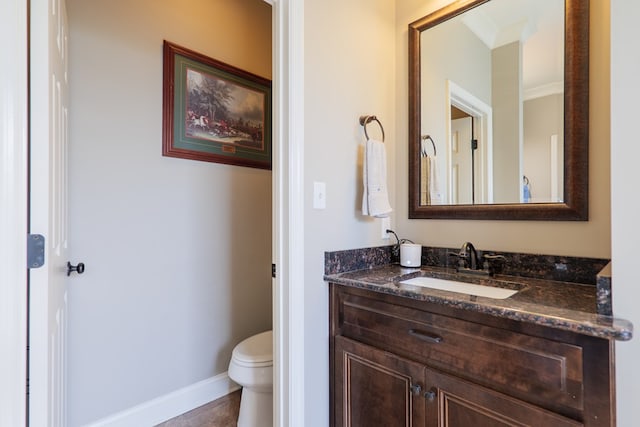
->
[67,261,85,276]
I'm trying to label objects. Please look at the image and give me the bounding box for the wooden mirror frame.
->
[408,0,589,220]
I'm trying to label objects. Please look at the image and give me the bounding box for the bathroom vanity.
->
[328,2,620,422]
[325,248,632,427]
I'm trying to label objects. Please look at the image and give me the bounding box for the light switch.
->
[313,181,326,209]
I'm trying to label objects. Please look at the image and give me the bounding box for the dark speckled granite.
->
[597,262,613,316]
[484,251,608,285]
[324,246,633,341]
[324,245,395,275]
[325,245,609,285]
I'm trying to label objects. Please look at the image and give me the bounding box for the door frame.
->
[0,0,29,425]
[268,0,306,425]
[2,0,306,425]
[446,79,494,204]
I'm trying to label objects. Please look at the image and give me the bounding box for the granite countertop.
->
[325,264,633,341]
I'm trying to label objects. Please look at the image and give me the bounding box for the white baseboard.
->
[84,372,240,427]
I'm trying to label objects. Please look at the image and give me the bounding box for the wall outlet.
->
[381,216,391,239]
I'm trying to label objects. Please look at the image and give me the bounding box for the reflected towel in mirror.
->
[428,155,443,204]
[420,153,443,205]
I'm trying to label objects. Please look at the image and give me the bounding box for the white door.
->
[451,117,473,204]
[29,0,71,425]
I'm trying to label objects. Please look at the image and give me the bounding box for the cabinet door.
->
[425,368,583,427]
[334,336,426,427]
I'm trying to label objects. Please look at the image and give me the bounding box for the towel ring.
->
[421,135,437,157]
[359,115,385,142]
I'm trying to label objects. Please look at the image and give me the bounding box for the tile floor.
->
[155,390,241,427]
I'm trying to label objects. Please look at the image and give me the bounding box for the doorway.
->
[55,0,282,425]
[447,80,494,204]
[2,0,305,425]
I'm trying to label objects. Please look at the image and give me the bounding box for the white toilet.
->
[228,330,273,427]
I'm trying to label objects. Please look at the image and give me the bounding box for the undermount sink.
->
[399,276,519,300]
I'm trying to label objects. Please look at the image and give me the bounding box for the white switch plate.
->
[381,216,391,239]
[313,181,326,209]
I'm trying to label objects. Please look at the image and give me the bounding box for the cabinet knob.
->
[424,388,437,402]
[410,383,422,396]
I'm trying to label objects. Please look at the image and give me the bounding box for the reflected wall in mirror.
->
[408,0,589,220]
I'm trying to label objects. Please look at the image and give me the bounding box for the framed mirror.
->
[408,0,589,220]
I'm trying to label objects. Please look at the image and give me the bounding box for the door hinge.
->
[272,263,276,278]
[27,234,45,269]
[471,139,478,150]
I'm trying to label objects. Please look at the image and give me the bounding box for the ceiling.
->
[461,0,565,98]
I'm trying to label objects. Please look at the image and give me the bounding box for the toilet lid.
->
[232,330,273,366]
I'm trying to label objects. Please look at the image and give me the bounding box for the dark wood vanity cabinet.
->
[329,284,615,427]
[335,336,426,426]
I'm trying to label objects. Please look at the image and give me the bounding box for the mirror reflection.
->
[418,0,564,206]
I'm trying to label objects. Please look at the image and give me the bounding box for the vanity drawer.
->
[337,292,584,413]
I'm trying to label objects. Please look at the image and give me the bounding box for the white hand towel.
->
[362,139,392,217]
[428,155,444,205]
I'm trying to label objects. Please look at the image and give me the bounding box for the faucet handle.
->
[448,251,466,268]
[482,254,506,261]
[481,253,506,274]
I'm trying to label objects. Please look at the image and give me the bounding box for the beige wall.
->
[420,16,492,203]
[303,0,397,424]
[492,42,523,203]
[395,0,611,258]
[67,0,272,424]
[524,93,564,202]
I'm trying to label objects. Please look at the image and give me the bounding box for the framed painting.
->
[162,41,272,169]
